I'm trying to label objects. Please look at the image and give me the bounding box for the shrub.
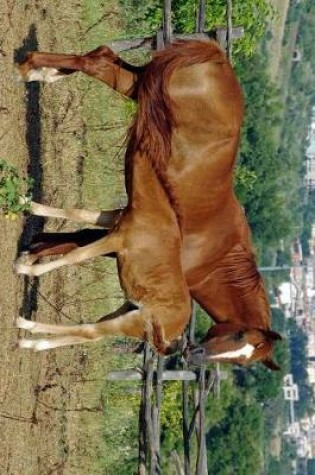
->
[0,159,33,220]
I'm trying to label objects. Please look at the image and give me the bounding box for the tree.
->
[119,0,274,56]
[206,395,263,474]
[288,320,315,418]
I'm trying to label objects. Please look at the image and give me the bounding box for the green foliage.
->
[100,382,141,474]
[234,52,299,246]
[0,159,33,219]
[118,0,162,35]
[121,96,138,121]
[308,459,315,475]
[206,394,264,474]
[229,0,275,57]
[194,304,212,342]
[160,381,183,449]
[234,342,289,401]
[234,165,257,204]
[279,0,315,257]
[119,0,274,57]
[288,319,315,418]
[267,439,297,475]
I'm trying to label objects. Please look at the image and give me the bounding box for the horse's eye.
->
[234,331,245,341]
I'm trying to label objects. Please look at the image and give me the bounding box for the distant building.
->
[284,421,301,438]
[296,435,309,458]
[291,238,303,264]
[307,364,315,386]
[283,375,299,401]
[305,157,315,190]
[305,122,315,190]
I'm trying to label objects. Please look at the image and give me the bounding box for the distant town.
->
[274,224,315,466]
[266,108,315,471]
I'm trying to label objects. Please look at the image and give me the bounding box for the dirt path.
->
[267,0,291,83]
[0,2,132,474]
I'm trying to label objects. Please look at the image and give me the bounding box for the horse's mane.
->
[126,40,227,223]
[215,244,271,328]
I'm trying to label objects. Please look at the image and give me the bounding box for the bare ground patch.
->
[0,1,139,473]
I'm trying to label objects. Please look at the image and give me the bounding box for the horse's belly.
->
[117,242,185,305]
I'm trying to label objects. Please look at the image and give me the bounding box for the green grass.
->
[63,3,148,472]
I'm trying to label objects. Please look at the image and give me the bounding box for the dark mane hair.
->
[126,40,227,223]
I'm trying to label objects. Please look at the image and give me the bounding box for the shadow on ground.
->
[15,24,44,318]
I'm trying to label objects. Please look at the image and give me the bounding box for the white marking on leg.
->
[33,339,54,351]
[19,195,31,206]
[14,260,35,276]
[208,343,255,361]
[19,338,61,351]
[26,67,65,83]
[14,251,41,272]
[16,317,36,331]
[19,339,37,349]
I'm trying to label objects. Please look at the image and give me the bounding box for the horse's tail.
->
[127,40,227,221]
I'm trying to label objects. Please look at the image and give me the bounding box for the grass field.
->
[0,1,145,473]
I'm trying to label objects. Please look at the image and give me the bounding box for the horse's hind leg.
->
[18,52,78,83]
[17,46,141,96]
[28,201,122,228]
[15,232,122,277]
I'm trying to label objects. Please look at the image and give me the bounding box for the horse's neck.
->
[193,244,271,330]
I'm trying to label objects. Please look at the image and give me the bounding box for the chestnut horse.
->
[16,40,281,367]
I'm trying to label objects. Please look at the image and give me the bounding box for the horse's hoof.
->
[13,67,25,83]
[13,260,33,275]
[16,316,36,331]
[19,339,36,350]
[19,338,51,351]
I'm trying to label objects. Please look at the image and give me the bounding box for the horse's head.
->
[185,323,282,370]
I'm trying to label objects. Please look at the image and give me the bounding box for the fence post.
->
[195,367,208,474]
[138,343,153,474]
[226,0,233,60]
[182,335,191,475]
[163,0,173,45]
[196,0,206,33]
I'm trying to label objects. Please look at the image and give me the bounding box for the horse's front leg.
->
[16,304,147,351]
[18,45,142,97]
[22,228,110,264]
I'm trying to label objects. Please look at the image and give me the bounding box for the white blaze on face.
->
[208,343,256,361]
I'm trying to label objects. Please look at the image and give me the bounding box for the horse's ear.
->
[262,329,282,341]
[263,358,281,371]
